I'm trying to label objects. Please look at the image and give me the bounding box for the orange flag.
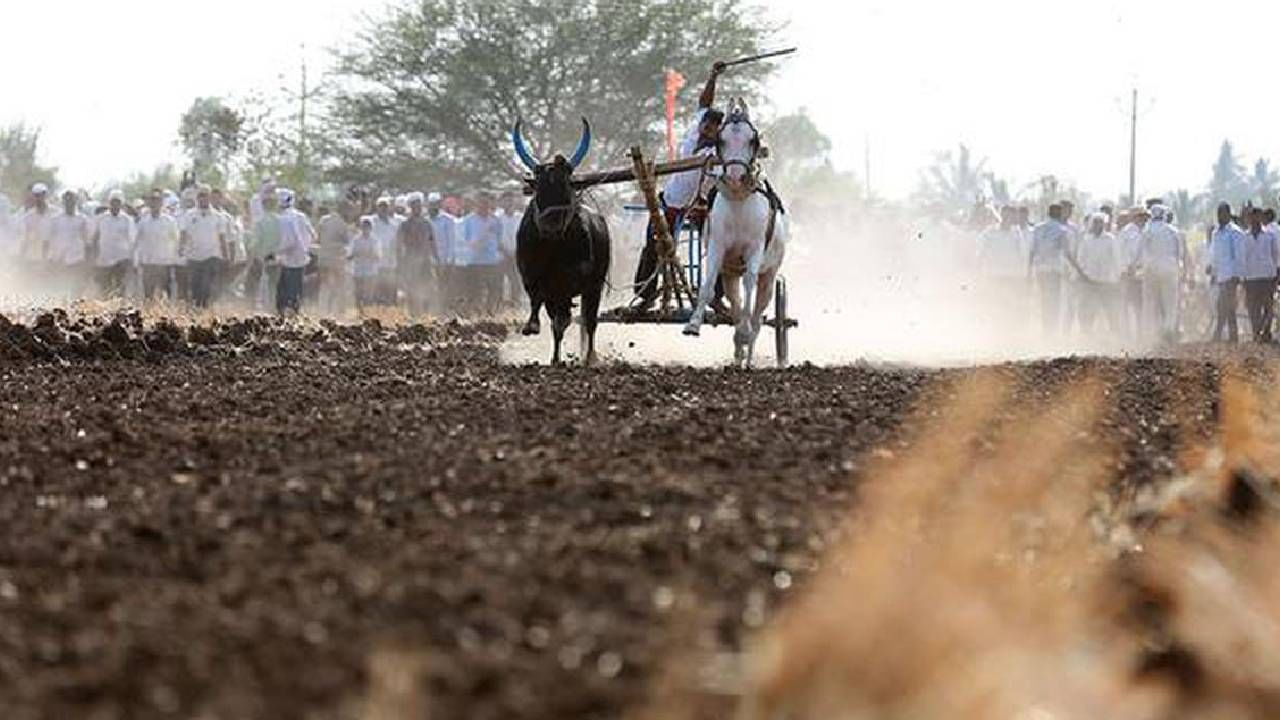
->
[664,69,686,161]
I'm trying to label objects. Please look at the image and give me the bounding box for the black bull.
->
[516,157,611,366]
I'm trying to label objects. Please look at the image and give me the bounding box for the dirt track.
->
[0,313,1251,719]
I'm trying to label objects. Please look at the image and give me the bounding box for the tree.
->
[326,0,779,191]
[913,144,1005,215]
[1208,140,1249,206]
[178,97,245,189]
[97,164,184,203]
[1166,188,1207,227]
[1250,157,1279,205]
[762,109,839,191]
[0,123,58,201]
[761,109,860,213]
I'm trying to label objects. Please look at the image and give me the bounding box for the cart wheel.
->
[774,277,789,368]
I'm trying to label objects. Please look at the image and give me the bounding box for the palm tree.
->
[1250,158,1279,205]
[914,144,1005,215]
[1166,188,1208,227]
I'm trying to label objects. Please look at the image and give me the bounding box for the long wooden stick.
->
[721,47,798,68]
[522,155,710,195]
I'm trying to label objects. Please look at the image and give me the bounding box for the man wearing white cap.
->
[246,192,281,311]
[19,183,55,280]
[274,188,316,315]
[47,189,94,300]
[370,196,402,305]
[1138,204,1185,343]
[180,185,230,309]
[92,189,136,298]
[396,191,438,315]
[136,188,180,301]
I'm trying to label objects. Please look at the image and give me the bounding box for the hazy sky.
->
[2,0,1275,202]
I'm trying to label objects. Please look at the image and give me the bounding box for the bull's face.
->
[531,156,574,209]
[513,118,592,235]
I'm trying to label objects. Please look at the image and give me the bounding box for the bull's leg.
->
[522,288,542,336]
[684,226,725,337]
[550,303,571,366]
[579,284,603,367]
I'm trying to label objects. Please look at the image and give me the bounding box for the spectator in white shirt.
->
[316,203,352,315]
[1239,205,1278,342]
[1028,203,1073,335]
[1138,205,1185,343]
[1116,208,1148,337]
[48,189,94,299]
[498,192,525,307]
[93,189,136,299]
[211,189,246,302]
[427,192,459,310]
[181,185,230,309]
[1074,213,1122,333]
[976,205,1028,325]
[136,189,180,301]
[0,195,15,262]
[1207,202,1244,343]
[21,184,55,279]
[348,217,381,313]
[370,197,402,306]
[274,188,315,315]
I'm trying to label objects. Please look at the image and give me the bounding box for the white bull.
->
[682,101,788,367]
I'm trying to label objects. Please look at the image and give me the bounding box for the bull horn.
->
[568,117,592,169]
[512,118,540,171]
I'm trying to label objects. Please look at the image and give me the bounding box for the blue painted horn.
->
[512,118,539,171]
[568,117,592,169]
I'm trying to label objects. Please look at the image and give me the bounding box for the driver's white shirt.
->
[662,108,715,211]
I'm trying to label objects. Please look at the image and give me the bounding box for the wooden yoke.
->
[628,146,696,311]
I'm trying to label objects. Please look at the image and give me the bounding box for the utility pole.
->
[298,44,308,187]
[864,133,871,203]
[1127,87,1137,206]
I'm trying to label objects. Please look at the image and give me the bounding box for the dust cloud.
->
[503,203,1150,368]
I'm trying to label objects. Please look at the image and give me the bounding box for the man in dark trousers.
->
[633,61,725,310]
[1207,202,1243,343]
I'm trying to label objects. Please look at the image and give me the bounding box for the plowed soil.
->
[0,312,1250,719]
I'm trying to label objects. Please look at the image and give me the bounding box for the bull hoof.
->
[522,320,541,336]
[682,323,701,337]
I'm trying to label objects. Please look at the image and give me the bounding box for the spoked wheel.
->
[774,276,789,368]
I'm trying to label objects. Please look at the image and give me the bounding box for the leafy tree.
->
[178,97,245,189]
[326,0,779,191]
[1166,188,1208,227]
[0,123,58,201]
[761,109,860,212]
[97,164,184,203]
[1208,139,1249,206]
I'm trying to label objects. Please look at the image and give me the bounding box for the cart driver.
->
[632,61,725,311]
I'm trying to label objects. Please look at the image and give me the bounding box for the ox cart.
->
[553,146,798,367]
